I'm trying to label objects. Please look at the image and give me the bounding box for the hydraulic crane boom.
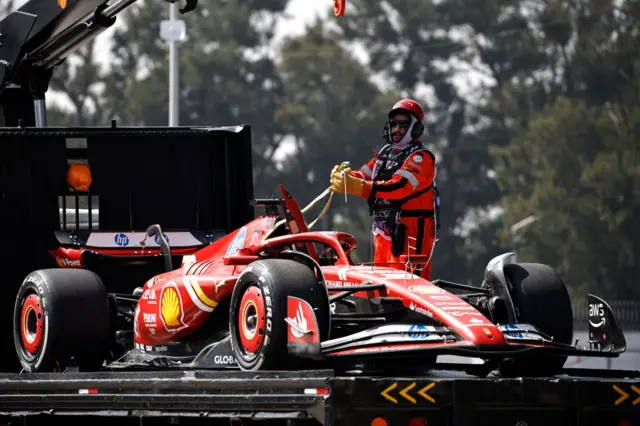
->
[0,0,197,127]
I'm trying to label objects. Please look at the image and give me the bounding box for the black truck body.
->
[0,368,639,426]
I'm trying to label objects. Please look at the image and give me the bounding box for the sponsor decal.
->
[336,267,349,281]
[407,324,431,340]
[285,297,319,344]
[353,344,424,353]
[408,285,445,295]
[143,312,156,325]
[588,302,606,328]
[381,272,419,280]
[142,289,156,301]
[409,302,433,318]
[56,257,81,268]
[159,282,187,333]
[434,300,467,306]
[114,233,130,247]
[446,311,483,317]
[430,295,454,301]
[324,280,360,288]
[441,305,476,312]
[263,286,273,347]
[226,227,247,255]
[134,343,168,352]
[214,355,236,365]
[469,318,485,324]
[413,153,424,164]
[288,302,308,339]
[502,324,524,338]
[148,276,167,289]
[154,233,169,245]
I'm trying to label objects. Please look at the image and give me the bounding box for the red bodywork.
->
[131,185,506,350]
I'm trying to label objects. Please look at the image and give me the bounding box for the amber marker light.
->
[67,163,92,192]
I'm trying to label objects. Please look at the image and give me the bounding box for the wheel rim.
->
[20,293,44,355]
[237,285,266,357]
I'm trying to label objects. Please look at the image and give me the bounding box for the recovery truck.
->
[0,0,638,425]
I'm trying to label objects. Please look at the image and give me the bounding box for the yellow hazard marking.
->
[418,382,436,403]
[380,383,398,404]
[633,385,640,406]
[380,381,436,404]
[399,382,417,404]
[613,385,629,406]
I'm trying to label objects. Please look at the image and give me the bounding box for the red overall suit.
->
[329,99,440,280]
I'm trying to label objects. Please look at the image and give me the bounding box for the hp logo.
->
[114,233,129,247]
[154,234,169,245]
[408,324,431,340]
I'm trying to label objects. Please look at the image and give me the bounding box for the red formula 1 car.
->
[12,185,626,377]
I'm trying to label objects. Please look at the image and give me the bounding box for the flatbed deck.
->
[0,368,638,426]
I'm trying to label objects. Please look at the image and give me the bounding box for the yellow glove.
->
[330,169,371,198]
[330,162,352,176]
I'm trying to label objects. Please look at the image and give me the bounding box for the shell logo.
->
[160,283,186,332]
[58,0,67,10]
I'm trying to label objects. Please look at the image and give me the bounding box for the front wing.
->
[318,323,621,359]
[287,294,626,363]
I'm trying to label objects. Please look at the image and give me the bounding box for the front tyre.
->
[13,269,110,372]
[499,262,573,377]
[229,259,330,371]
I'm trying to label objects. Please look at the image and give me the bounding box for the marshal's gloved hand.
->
[330,161,352,177]
[329,166,372,198]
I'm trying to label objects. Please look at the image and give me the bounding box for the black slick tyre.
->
[499,262,573,377]
[229,259,330,371]
[13,268,110,372]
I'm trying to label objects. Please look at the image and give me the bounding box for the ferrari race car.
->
[12,185,627,377]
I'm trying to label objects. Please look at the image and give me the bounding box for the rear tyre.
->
[13,269,110,372]
[499,263,573,377]
[229,259,330,371]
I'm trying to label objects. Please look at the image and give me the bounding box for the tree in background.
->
[47,38,109,126]
[494,98,639,300]
[492,0,640,300]
[273,18,399,261]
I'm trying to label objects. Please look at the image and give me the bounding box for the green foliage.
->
[493,98,639,299]
[98,0,289,197]
[273,18,397,257]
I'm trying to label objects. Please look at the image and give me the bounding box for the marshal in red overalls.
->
[329,99,440,280]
